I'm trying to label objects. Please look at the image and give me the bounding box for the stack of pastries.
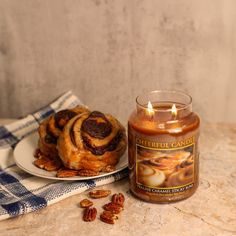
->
[34,106,127,178]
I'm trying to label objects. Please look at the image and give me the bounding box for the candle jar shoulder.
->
[128,110,200,136]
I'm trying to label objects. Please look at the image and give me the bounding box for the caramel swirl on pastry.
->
[58,111,127,171]
[147,156,179,178]
[38,105,89,159]
[54,110,78,130]
[165,165,193,187]
[80,111,122,155]
[142,151,191,178]
[48,106,89,138]
[138,162,165,187]
[81,111,112,138]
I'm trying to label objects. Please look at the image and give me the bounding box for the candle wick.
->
[149,113,154,120]
[172,113,177,120]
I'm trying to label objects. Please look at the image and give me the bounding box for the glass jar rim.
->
[136,90,192,112]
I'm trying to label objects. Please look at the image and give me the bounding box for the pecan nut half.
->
[34,158,62,171]
[80,199,93,208]
[78,169,99,177]
[103,202,123,214]
[111,193,125,206]
[89,190,111,199]
[56,168,78,178]
[100,210,118,224]
[83,207,97,222]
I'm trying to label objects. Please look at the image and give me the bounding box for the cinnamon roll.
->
[38,105,89,159]
[58,111,127,172]
[165,165,194,187]
[137,162,165,187]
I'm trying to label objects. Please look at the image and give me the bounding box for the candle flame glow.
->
[171,104,177,117]
[147,101,154,116]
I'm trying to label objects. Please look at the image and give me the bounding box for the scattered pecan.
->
[80,199,93,208]
[111,193,125,206]
[83,207,97,222]
[56,168,79,178]
[89,190,111,199]
[34,158,62,171]
[100,210,118,224]
[102,165,116,173]
[103,202,123,214]
[78,169,99,177]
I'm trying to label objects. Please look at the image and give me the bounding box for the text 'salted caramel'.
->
[128,90,200,203]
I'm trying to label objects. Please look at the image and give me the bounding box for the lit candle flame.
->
[147,101,154,116]
[171,103,177,117]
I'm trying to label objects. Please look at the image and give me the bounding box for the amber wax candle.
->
[128,90,200,203]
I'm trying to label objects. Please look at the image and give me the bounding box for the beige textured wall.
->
[0,0,235,124]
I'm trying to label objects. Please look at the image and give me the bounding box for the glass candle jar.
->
[128,90,200,203]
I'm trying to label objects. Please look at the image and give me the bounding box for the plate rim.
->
[13,132,128,181]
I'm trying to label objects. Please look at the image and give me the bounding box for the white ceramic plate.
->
[13,132,128,181]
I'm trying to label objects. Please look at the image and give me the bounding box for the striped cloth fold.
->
[0,91,128,221]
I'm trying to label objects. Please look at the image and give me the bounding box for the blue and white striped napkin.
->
[0,91,127,221]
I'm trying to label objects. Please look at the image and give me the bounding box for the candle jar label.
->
[136,136,196,196]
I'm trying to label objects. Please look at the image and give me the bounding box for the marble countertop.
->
[0,120,236,236]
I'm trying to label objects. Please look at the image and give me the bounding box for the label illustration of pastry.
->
[136,139,195,193]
